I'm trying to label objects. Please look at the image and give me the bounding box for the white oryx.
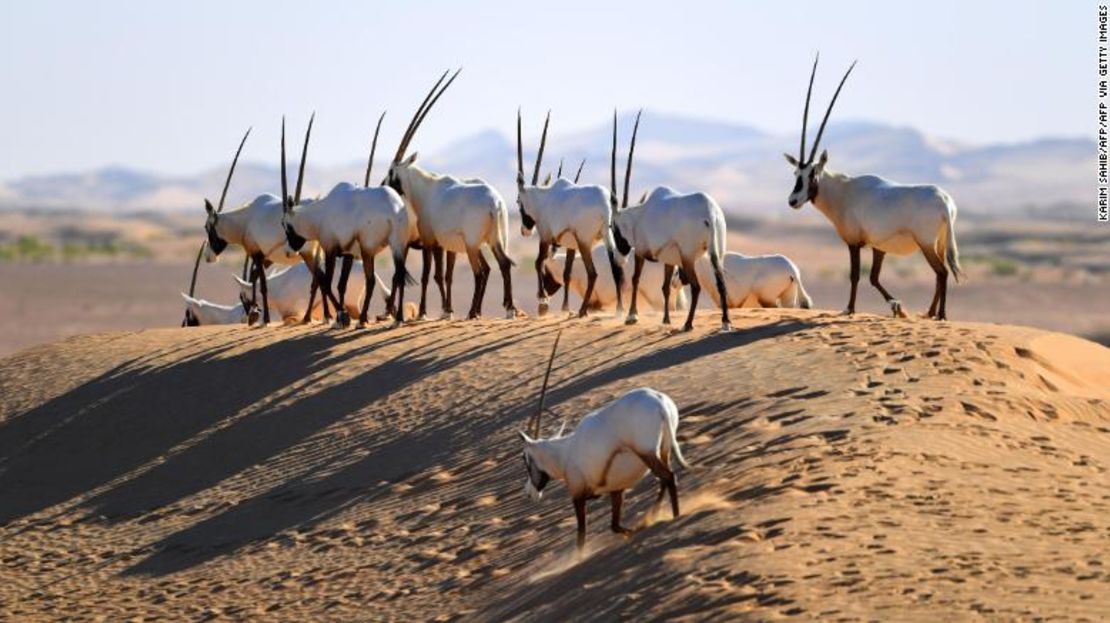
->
[691,252,812,309]
[785,54,963,320]
[516,110,623,317]
[518,331,688,552]
[542,246,686,313]
[281,114,416,327]
[234,261,393,323]
[180,292,255,326]
[198,125,337,326]
[609,111,731,332]
[384,69,518,320]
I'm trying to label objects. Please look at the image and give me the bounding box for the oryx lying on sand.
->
[519,331,688,551]
[690,252,812,309]
[542,246,685,313]
[784,54,962,319]
[234,261,393,324]
[180,293,256,326]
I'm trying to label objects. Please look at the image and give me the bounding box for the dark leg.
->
[465,246,485,320]
[609,491,631,535]
[492,242,515,317]
[253,253,270,325]
[846,244,862,315]
[682,258,701,332]
[638,452,679,518]
[336,254,354,327]
[535,240,550,316]
[607,247,625,314]
[391,248,409,326]
[661,263,675,325]
[302,266,318,324]
[321,252,337,324]
[476,251,492,317]
[561,248,577,313]
[573,496,588,552]
[419,246,433,319]
[431,245,445,317]
[444,251,457,316]
[918,243,949,320]
[869,249,904,317]
[358,250,375,327]
[575,241,596,318]
[626,255,645,325]
[711,256,731,330]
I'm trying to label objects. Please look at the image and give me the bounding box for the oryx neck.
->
[810,167,849,219]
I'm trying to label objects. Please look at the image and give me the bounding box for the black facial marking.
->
[183,309,199,327]
[523,454,551,492]
[205,219,228,256]
[284,222,307,252]
[792,176,803,195]
[386,171,404,196]
[519,201,536,232]
[808,171,820,201]
[612,223,631,256]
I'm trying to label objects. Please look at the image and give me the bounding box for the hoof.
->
[624,314,638,326]
[682,324,694,332]
[890,300,908,319]
[439,312,454,321]
[389,320,403,329]
[720,322,733,333]
[504,309,516,320]
[841,308,855,316]
[537,301,549,317]
[661,317,671,325]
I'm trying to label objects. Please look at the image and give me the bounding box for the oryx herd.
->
[183,57,964,551]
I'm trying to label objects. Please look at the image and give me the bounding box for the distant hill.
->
[0,114,1089,218]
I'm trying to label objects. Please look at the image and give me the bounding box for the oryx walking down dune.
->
[518,331,688,552]
[784,54,963,319]
[384,69,518,320]
[281,115,415,327]
[516,110,624,317]
[609,112,731,332]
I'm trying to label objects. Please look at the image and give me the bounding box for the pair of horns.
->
[527,328,563,438]
[516,108,550,187]
[547,157,586,185]
[609,109,641,211]
[281,113,314,211]
[188,127,252,298]
[394,68,462,164]
[798,53,856,165]
[364,110,387,187]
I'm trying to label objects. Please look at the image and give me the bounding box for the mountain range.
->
[0,114,1089,218]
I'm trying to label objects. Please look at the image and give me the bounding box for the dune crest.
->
[0,310,1107,621]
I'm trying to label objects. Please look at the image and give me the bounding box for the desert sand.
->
[1,310,1108,621]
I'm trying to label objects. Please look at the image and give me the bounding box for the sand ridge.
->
[0,310,1108,621]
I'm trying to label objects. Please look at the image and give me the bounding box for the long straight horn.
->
[188,241,207,297]
[556,158,564,180]
[364,110,386,187]
[293,112,314,205]
[280,116,289,209]
[800,52,819,164]
[808,60,856,163]
[530,328,563,437]
[516,107,524,180]
[610,110,618,211]
[394,69,449,163]
[216,127,251,212]
[530,110,550,186]
[622,110,641,208]
[398,68,462,163]
[573,158,586,184]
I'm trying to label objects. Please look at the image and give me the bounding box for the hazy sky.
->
[0,1,1085,179]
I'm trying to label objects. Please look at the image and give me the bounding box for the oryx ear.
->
[783,153,799,167]
[815,149,829,171]
[205,199,215,215]
[403,152,418,166]
[517,430,533,444]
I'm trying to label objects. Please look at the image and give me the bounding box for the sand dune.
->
[1,311,1108,621]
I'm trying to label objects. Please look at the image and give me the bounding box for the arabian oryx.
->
[519,330,688,552]
[281,114,416,327]
[180,293,257,326]
[517,110,624,318]
[690,252,812,309]
[785,54,963,319]
[198,125,337,326]
[384,69,518,320]
[542,246,687,313]
[234,261,394,323]
[609,112,731,332]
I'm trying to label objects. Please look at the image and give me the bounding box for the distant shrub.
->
[0,235,151,262]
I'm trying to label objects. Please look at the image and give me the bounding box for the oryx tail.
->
[943,208,964,283]
[664,411,689,468]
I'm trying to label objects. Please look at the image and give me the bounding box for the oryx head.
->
[515,108,550,236]
[200,128,250,264]
[279,114,314,255]
[785,53,856,209]
[234,273,262,326]
[383,68,462,197]
[180,292,201,327]
[609,109,641,256]
[519,329,566,502]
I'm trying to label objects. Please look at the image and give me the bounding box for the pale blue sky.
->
[0,0,1085,179]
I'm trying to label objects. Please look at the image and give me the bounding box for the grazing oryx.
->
[785,54,963,319]
[519,330,688,552]
[234,261,393,323]
[199,125,337,326]
[180,293,256,326]
[609,112,731,332]
[542,246,686,313]
[517,110,623,317]
[384,69,517,320]
[691,252,812,309]
[281,115,415,327]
